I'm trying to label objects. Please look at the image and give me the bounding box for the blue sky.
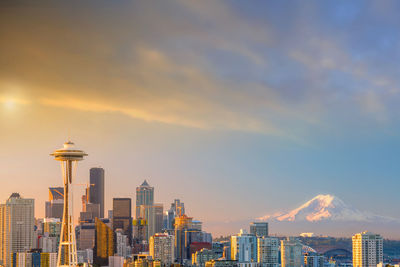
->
[1,0,400,236]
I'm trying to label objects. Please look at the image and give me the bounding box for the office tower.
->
[94,218,113,266]
[352,231,383,267]
[250,222,268,237]
[192,248,217,267]
[230,229,257,263]
[45,187,64,220]
[139,205,154,241]
[205,259,238,267]
[281,237,303,267]
[89,168,105,218]
[258,236,279,267]
[154,204,164,234]
[39,218,62,253]
[149,233,175,265]
[304,253,324,267]
[175,214,193,264]
[78,223,95,250]
[0,193,35,267]
[113,198,133,245]
[51,141,87,267]
[192,220,203,231]
[135,180,154,218]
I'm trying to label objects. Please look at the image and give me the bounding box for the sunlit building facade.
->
[352,231,383,267]
[94,218,114,266]
[0,193,34,267]
[230,229,257,263]
[257,236,279,267]
[149,233,175,265]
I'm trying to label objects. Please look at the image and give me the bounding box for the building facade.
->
[113,198,133,245]
[230,229,257,263]
[352,231,383,267]
[249,222,268,237]
[0,193,35,267]
[149,233,175,266]
[89,168,105,218]
[281,237,303,267]
[257,236,279,267]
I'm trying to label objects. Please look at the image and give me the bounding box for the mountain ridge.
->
[258,194,400,223]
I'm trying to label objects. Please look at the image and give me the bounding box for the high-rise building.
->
[175,214,193,264]
[113,198,133,245]
[89,168,105,218]
[154,203,164,234]
[257,236,279,267]
[115,230,129,258]
[230,229,257,263]
[135,180,154,218]
[250,222,268,237]
[0,193,35,267]
[352,231,383,267]
[304,253,324,267]
[149,233,175,266]
[281,237,303,267]
[45,187,64,220]
[78,222,95,250]
[94,218,114,266]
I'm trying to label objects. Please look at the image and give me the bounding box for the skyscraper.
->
[136,180,156,242]
[0,193,35,267]
[135,180,154,218]
[281,237,303,267]
[352,231,383,267]
[250,222,268,237]
[258,236,279,267]
[230,229,257,263]
[89,168,105,218]
[94,218,113,266]
[154,204,164,234]
[174,214,193,264]
[113,198,132,245]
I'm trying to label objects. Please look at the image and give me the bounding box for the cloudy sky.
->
[1,0,400,237]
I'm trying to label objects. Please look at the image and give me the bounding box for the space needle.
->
[51,141,87,267]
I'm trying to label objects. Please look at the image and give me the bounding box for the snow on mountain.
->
[259,194,399,223]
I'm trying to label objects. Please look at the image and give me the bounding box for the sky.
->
[1,0,400,237]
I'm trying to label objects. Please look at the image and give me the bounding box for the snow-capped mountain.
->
[259,194,399,223]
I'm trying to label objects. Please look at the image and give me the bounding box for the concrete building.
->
[205,259,238,267]
[115,230,129,258]
[257,236,279,267]
[304,253,324,267]
[149,233,175,266]
[0,193,35,267]
[89,168,105,218]
[281,237,303,267]
[109,255,124,267]
[249,222,268,237]
[230,229,257,263]
[135,180,154,218]
[352,231,383,267]
[45,188,64,220]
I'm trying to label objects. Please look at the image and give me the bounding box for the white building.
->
[304,253,324,267]
[149,233,175,265]
[281,237,303,267]
[352,231,383,267]
[109,255,124,267]
[116,230,129,258]
[0,193,34,267]
[257,236,279,267]
[231,229,257,263]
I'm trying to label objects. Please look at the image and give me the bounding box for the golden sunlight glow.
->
[0,96,30,110]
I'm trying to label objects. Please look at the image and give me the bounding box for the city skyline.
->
[2,1,400,238]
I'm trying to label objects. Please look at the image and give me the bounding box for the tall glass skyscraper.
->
[135,180,154,218]
[89,168,105,218]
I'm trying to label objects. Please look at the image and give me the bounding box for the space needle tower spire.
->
[51,141,87,267]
